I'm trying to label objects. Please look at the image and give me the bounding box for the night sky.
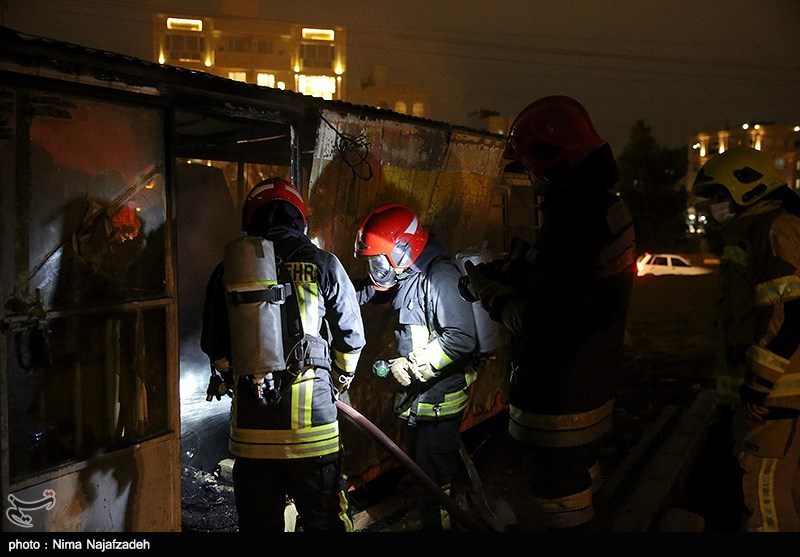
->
[4,0,800,151]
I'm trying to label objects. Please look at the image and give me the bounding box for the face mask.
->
[367,255,398,290]
[709,200,735,227]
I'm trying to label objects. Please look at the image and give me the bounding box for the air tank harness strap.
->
[287,335,331,375]
[254,337,332,406]
[226,283,291,305]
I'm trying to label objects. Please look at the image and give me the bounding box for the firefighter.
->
[463,95,637,530]
[201,177,366,532]
[353,203,478,531]
[692,146,800,532]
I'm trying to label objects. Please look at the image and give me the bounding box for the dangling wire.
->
[320,115,373,181]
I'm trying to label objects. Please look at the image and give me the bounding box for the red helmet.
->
[242,177,307,232]
[354,204,429,290]
[504,95,606,185]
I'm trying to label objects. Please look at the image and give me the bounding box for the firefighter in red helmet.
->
[354,203,478,531]
[465,96,637,530]
[201,177,365,532]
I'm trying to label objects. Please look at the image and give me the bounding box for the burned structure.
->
[0,26,540,531]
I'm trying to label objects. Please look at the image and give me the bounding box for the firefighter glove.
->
[331,365,355,392]
[408,349,437,382]
[206,371,232,402]
[389,357,414,387]
[501,237,532,274]
[464,260,516,320]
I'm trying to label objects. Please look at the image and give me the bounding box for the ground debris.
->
[181,465,237,532]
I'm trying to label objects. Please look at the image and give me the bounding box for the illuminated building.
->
[152,11,346,101]
[685,123,800,235]
[687,122,800,192]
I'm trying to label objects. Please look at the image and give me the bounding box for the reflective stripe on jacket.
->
[361,236,479,424]
[718,200,800,412]
[493,157,636,447]
[203,226,366,459]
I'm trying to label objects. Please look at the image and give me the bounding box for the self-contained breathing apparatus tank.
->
[453,245,503,355]
[223,235,290,404]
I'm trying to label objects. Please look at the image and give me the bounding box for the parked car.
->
[636,252,714,277]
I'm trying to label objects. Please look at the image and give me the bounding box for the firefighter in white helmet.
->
[692,146,800,531]
[464,95,637,530]
[201,177,365,532]
[354,203,478,531]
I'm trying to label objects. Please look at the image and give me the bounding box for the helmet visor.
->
[367,255,397,290]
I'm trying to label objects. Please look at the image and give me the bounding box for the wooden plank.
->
[610,389,719,532]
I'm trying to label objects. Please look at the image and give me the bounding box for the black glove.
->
[206,371,232,401]
[206,358,233,401]
[464,260,516,319]
[501,237,532,274]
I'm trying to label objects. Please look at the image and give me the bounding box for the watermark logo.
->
[5,489,56,528]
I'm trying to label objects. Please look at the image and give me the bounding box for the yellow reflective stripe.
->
[746,345,789,384]
[225,279,277,291]
[508,401,614,447]
[533,486,594,529]
[750,458,780,532]
[291,369,315,428]
[410,324,429,351]
[464,369,477,387]
[416,390,469,418]
[421,338,452,370]
[229,433,340,459]
[755,275,800,306]
[333,350,361,374]
[722,245,748,267]
[337,491,354,532]
[767,375,800,406]
[509,399,614,431]
[229,421,340,459]
[297,281,319,336]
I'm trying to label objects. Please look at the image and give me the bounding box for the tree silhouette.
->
[616,120,689,254]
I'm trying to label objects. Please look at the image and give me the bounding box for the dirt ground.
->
[181,270,727,533]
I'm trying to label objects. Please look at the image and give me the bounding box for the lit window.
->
[297,75,336,100]
[796,178,800,189]
[394,101,407,114]
[228,72,247,82]
[302,28,335,41]
[276,81,286,90]
[257,73,276,87]
[412,102,425,117]
[167,18,202,32]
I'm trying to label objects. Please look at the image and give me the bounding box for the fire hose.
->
[335,399,488,532]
